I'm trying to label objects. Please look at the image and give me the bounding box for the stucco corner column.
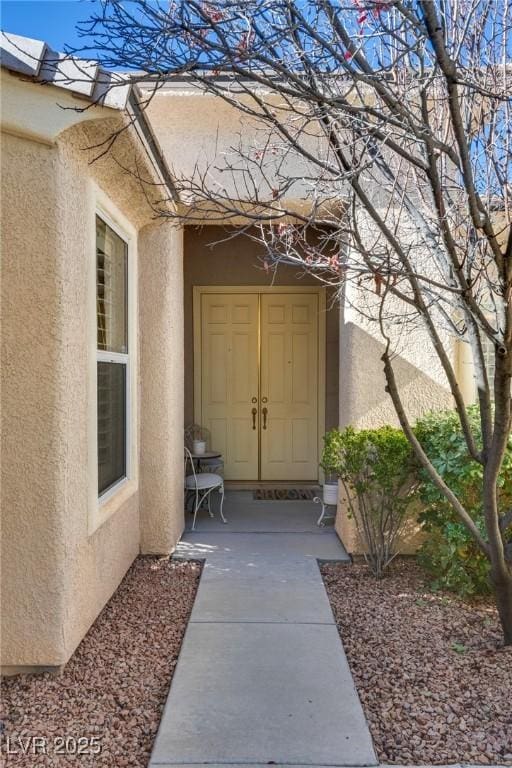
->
[139,220,184,554]
[335,488,359,556]
[334,293,360,556]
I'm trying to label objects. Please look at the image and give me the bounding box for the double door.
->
[199,291,319,480]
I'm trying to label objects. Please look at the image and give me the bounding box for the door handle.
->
[262,407,268,430]
[251,407,257,430]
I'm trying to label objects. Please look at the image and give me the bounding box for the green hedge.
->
[321,425,419,577]
[322,408,512,595]
[415,406,512,596]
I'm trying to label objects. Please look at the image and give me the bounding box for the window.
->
[96,215,129,496]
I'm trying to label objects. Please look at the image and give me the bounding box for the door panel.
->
[260,294,318,480]
[201,294,259,480]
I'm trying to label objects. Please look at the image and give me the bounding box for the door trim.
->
[193,285,326,482]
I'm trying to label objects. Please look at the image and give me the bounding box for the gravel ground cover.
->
[321,560,512,766]
[1,556,201,767]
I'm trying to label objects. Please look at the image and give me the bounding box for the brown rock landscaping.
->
[1,557,201,767]
[321,559,512,766]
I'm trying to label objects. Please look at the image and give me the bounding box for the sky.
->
[0,1,102,51]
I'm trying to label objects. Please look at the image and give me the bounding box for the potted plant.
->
[192,438,206,455]
[322,476,339,505]
[185,424,208,455]
[320,431,342,506]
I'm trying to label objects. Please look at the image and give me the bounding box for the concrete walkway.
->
[149,492,378,768]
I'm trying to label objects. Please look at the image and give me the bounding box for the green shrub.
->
[415,406,512,596]
[322,426,419,578]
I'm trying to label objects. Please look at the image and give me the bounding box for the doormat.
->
[253,488,317,501]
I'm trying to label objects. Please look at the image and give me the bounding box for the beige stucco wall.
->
[335,272,454,555]
[338,324,453,430]
[139,221,185,553]
[1,91,184,671]
[1,132,69,668]
[183,226,339,435]
[335,486,427,558]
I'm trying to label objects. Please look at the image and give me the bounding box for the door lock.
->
[251,397,258,403]
[261,396,268,403]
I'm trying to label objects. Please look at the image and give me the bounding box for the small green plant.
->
[321,426,419,578]
[415,406,512,597]
[451,642,468,654]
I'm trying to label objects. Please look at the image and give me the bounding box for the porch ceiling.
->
[143,88,349,225]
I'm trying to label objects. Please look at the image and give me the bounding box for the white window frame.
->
[96,211,131,501]
[88,188,138,534]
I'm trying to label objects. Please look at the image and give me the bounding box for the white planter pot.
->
[322,482,338,506]
[192,439,206,455]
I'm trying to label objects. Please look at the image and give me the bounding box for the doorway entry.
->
[193,287,325,481]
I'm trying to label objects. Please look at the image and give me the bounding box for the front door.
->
[260,293,318,480]
[200,293,259,480]
[199,291,319,481]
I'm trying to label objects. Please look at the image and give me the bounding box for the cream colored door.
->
[260,294,318,480]
[200,293,259,480]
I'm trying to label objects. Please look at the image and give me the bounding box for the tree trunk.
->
[483,354,512,645]
[490,564,512,645]
[483,468,512,645]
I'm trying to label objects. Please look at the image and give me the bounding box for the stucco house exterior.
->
[0,33,477,674]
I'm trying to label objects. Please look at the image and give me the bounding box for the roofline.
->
[0,30,178,202]
[129,87,179,201]
[129,70,283,93]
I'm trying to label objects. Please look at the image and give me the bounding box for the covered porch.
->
[183,225,340,485]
